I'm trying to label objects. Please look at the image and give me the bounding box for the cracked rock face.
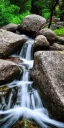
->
[0,59,20,85]
[32,51,64,121]
[0,29,27,58]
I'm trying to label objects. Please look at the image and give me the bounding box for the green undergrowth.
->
[54,27,64,36]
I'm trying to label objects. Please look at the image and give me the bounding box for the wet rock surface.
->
[18,14,46,36]
[6,56,22,64]
[32,51,64,121]
[0,85,11,110]
[0,85,18,110]
[0,29,27,58]
[0,59,20,85]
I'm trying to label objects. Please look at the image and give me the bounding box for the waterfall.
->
[0,38,64,128]
[19,39,34,60]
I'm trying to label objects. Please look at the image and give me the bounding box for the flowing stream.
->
[0,38,64,128]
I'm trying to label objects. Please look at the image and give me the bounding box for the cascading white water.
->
[0,38,64,128]
[7,91,13,109]
[19,39,34,60]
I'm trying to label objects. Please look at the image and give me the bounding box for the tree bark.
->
[48,0,59,28]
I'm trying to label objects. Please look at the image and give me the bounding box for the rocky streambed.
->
[0,14,64,128]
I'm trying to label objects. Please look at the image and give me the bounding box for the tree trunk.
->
[48,0,59,28]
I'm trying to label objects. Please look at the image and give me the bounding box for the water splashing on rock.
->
[0,38,64,128]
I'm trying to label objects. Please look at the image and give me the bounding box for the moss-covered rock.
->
[13,119,39,128]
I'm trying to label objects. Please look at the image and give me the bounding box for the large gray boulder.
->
[0,29,27,58]
[18,14,46,36]
[38,28,56,44]
[33,35,50,53]
[0,59,20,85]
[32,51,64,121]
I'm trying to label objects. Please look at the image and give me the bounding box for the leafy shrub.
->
[0,1,31,26]
[0,4,8,25]
[42,9,50,20]
[0,3,20,25]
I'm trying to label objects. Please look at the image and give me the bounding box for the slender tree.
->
[48,0,59,28]
[60,0,64,21]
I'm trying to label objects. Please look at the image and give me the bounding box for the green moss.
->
[54,27,64,36]
[13,119,39,128]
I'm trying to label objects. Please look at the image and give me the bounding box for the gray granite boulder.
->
[32,51,64,121]
[0,29,27,58]
[18,14,46,36]
[33,35,50,53]
[0,59,20,85]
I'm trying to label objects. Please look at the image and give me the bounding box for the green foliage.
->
[31,0,51,16]
[43,12,50,20]
[0,0,31,26]
[0,0,64,26]
[19,11,31,22]
[11,11,31,24]
[42,9,50,20]
[10,0,31,12]
[31,0,43,15]
[0,2,20,25]
[54,27,64,36]
[55,5,61,18]
[0,4,8,25]
[9,16,21,24]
